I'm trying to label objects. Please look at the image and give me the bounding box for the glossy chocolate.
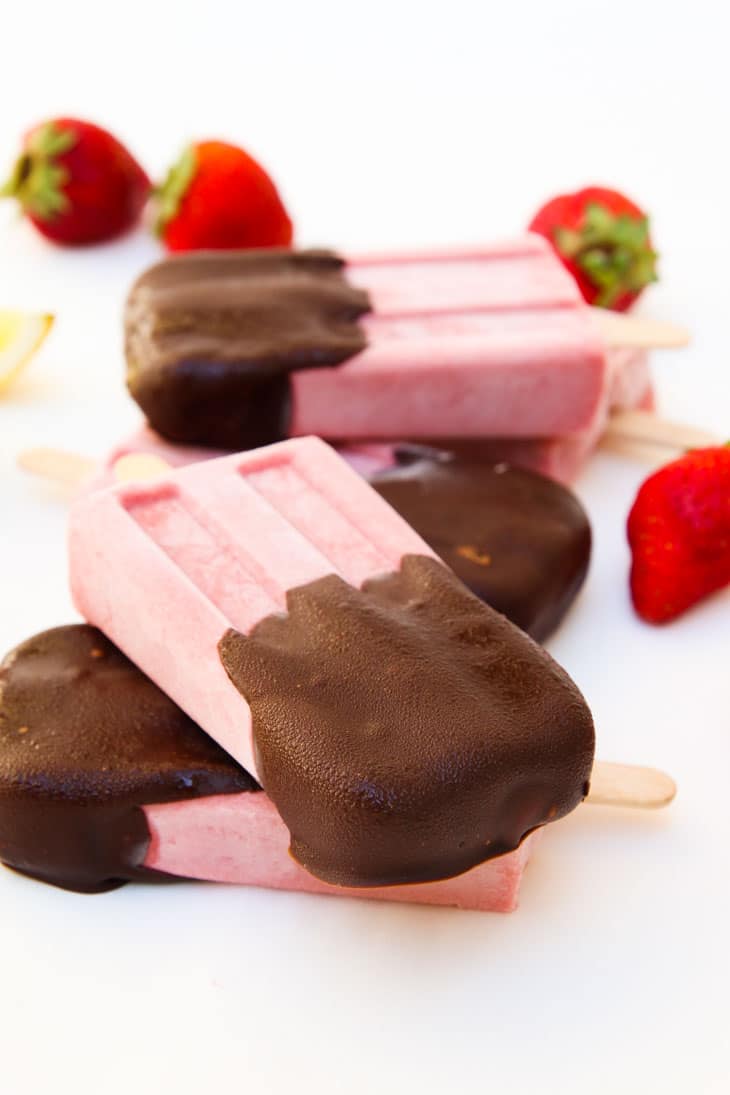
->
[371,446,592,640]
[125,249,370,448]
[0,626,256,893]
[219,554,595,889]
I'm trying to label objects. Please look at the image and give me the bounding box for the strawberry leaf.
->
[555,201,658,308]
[0,123,74,222]
[154,145,198,236]
[28,123,77,160]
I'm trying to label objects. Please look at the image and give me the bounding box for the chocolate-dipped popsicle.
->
[0,625,542,909]
[69,437,595,888]
[124,238,625,450]
[0,627,673,902]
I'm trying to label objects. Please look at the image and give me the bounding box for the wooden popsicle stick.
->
[600,409,720,465]
[112,453,172,483]
[599,434,676,467]
[604,409,719,450]
[17,447,97,487]
[590,309,691,350]
[17,449,173,489]
[587,761,676,809]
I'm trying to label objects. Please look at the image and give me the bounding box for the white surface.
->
[0,2,729,1092]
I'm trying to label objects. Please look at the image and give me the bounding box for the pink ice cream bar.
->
[144,792,536,913]
[69,437,594,889]
[0,625,536,910]
[124,236,619,451]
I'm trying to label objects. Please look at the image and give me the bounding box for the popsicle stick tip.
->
[17,447,96,487]
[601,410,720,463]
[112,453,172,484]
[587,761,676,809]
[599,435,672,468]
[591,309,691,350]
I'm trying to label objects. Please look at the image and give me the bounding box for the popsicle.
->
[0,625,534,908]
[0,626,675,907]
[124,236,673,450]
[69,436,595,888]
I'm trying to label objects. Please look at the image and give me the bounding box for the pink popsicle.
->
[125,236,620,449]
[117,277,654,492]
[69,436,594,888]
[0,623,537,910]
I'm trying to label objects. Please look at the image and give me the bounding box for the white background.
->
[1,2,728,1092]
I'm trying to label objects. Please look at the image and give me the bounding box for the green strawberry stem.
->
[154,145,197,236]
[0,122,76,221]
[555,202,658,308]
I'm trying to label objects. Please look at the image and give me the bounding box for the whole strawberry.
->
[155,140,293,252]
[627,446,730,624]
[1,118,150,245]
[529,186,658,311]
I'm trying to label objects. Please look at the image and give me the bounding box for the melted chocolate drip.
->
[219,555,594,889]
[0,626,257,893]
[371,447,592,641]
[125,249,370,449]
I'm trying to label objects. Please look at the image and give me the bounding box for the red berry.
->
[1,118,150,246]
[529,186,658,311]
[155,140,293,252]
[627,447,730,623]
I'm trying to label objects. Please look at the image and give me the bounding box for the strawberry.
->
[154,140,293,252]
[529,186,658,311]
[627,446,730,623]
[1,118,150,246]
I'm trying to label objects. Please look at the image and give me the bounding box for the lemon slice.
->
[0,310,54,394]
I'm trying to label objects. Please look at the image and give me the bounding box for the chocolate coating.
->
[219,554,595,889]
[371,447,592,641]
[0,626,256,893]
[125,249,370,448]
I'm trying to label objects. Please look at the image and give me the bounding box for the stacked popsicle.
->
[124,234,656,482]
[68,437,595,891]
[2,438,674,909]
[2,234,679,912]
